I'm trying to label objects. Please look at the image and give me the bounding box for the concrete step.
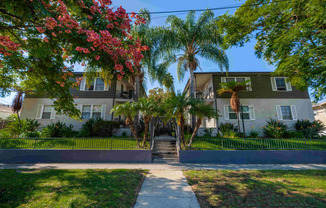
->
[152,157,178,163]
[153,150,177,154]
[154,147,176,150]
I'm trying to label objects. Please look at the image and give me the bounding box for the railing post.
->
[33,138,36,149]
[304,138,308,150]
[261,139,264,150]
[221,138,224,150]
[110,137,113,150]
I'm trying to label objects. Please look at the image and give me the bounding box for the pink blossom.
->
[95,55,100,60]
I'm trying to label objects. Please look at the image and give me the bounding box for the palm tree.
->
[217,80,249,136]
[110,102,140,147]
[158,10,229,128]
[188,100,218,147]
[136,97,160,147]
[165,92,193,146]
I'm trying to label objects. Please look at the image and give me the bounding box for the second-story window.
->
[271,77,292,91]
[80,77,108,91]
[221,77,252,91]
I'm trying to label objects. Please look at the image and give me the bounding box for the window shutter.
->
[36,105,43,119]
[245,77,252,91]
[50,106,56,119]
[271,77,277,91]
[276,105,283,120]
[80,78,85,91]
[291,105,297,120]
[285,78,292,91]
[101,104,106,119]
[224,105,229,120]
[249,105,255,120]
[221,77,226,83]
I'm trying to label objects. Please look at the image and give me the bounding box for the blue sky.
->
[0,0,275,105]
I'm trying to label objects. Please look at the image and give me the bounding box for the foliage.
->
[42,121,77,138]
[19,131,41,138]
[2,115,40,137]
[263,119,288,138]
[294,119,325,138]
[203,128,214,137]
[219,122,238,136]
[248,129,259,138]
[217,0,326,100]
[1,0,148,117]
[79,118,119,137]
[284,131,305,139]
[0,129,11,138]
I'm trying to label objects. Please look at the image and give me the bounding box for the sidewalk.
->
[1,163,325,170]
[134,170,200,208]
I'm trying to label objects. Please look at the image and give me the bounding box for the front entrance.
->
[154,118,176,137]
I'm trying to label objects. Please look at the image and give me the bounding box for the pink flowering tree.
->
[0,0,148,118]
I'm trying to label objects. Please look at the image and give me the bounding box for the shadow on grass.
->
[185,170,326,207]
[0,169,147,208]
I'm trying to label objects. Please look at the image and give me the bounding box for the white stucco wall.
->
[314,107,326,128]
[197,98,314,135]
[20,98,115,130]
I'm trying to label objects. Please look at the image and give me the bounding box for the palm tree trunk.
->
[126,117,140,148]
[236,113,241,136]
[134,71,141,136]
[179,116,186,146]
[142,117,150,147]
[188,118,202,147]
[189,69,196,130]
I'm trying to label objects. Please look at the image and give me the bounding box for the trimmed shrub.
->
[263,119,288,138]
[3,115,40,137]
[79,118,119,137]
[203,128,214,137]
[19,131,41,138]
[248,130,259,138]
[284,130,305,139]
[42,121,78,137]
[219,122,238,137]
[294,119,325,138]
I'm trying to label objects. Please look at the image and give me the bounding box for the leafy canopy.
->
[217,0,326,100]
[0,0,147,117]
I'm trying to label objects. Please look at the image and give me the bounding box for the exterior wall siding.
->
[20,98,115,130]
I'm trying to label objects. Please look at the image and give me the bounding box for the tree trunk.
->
[134,73,141,136]
[142,116,150,147]
[188,118,202,147]
[236,113,241,136]
[16,112,22,132]
[126,116,140,148]
[179,116,186,146]
[189,69,196,130]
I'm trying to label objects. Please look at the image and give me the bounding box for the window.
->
[281,106,292,120]
[80,104,106,119]
[275,78,286,91]
[42,105,52,119]
[271,77,292,91]
[222,77,252,91]
[81,105,91,119]
[36,105,55,119]
[92,105,102,119]
[276,105,297,120]
[80,78,107,91]
[95,78,104,91]
[227,105,252,120]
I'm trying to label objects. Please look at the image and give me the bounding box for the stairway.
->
[152,137,178,163]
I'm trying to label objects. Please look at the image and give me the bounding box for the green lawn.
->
[184,170,326,207]
[186,138,326,150]
[0,138,149,150]
[0,169,148,208]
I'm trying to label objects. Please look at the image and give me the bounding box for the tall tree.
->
[0,0,148,118]
[217,80,249,136]
[217,0,326,101]
[110,102,140,147]
[188,99,218,147]
[159,10,229,128]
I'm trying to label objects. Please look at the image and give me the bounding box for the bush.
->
[219,122,238,137]
[79,118,120,137]
[203,128,214,137]
[3,115,40,137]
[263,119,288,138]
[42,121,78,137]
[294,119,325,138]
[121,131,127,137]
[0,129,11,138]
[19,131,41,138]
[248,130,259,138]
[284,130,305,139]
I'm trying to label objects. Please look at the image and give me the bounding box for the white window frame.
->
[78,104,106,120]
[224,105,255,121]
[221,77,252,91]
[36,105,56,119]
[271,77,292,92]
[276,105,297,121]
[80,77,109,91]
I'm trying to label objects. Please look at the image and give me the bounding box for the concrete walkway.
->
[1,163,326,170]
[134,170,200,208]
